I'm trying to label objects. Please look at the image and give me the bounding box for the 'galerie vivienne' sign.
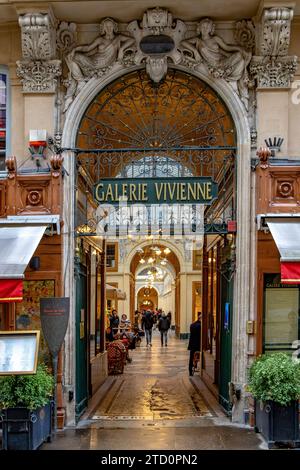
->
[94,177,218,205]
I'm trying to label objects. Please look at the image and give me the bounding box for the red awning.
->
[0,279,23,302]
[281,262,300,284]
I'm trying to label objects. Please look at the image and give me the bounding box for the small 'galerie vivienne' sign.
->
[94,177,218,205]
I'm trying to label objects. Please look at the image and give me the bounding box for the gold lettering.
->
[95,183,104,202]
[122,184,128,199]
[167,183,176,201]
[105,184,114,202]
[187,183,196,201]
[115,184,119,201]
[142,183,148,201]
[155,183,164,201]
[129,184,137,201]
[197,183,206,200]
[177,183,180,200]
[206,182,212,200]
[164,183,167,201]
[180,183,186,201]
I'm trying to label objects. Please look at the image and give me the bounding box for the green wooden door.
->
[75,262,88,420]
[219,275,233,412]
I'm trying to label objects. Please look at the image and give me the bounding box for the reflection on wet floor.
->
[41,330,264,450]
[91,330,213,421]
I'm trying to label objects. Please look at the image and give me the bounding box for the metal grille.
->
[73,69,237,236]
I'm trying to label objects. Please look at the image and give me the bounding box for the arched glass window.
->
[0,67,9,171]
[116,155,194,178]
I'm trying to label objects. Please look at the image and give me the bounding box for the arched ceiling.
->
[130,243,180,275]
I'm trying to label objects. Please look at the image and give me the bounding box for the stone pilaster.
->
[250,3,297,88]
[16,8,61,93]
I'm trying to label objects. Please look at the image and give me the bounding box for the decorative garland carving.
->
[250,6,296,89]
[17,10,61,93]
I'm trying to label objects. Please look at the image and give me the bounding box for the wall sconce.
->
[30,256,40,271]
[264,137,284,157]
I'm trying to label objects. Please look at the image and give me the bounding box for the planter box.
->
[1,402,53,450]
[255,400,300,449]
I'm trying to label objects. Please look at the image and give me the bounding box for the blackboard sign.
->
[40,297,70,356]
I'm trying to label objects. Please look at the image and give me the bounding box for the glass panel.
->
[264,274,300,354]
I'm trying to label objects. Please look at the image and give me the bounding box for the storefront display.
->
[15,280,55,364]
[264,274,300,354]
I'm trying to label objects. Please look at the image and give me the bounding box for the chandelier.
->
[138,245,171,267]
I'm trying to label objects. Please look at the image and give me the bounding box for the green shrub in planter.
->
[249,353,300,405]
[248,353,300,449]
[0,364,54,410]
[0,364,54,450]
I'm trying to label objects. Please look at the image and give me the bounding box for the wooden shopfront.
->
[256,150,300,357]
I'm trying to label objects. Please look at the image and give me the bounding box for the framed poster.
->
[0,330,40,375]
[15,280,55,364]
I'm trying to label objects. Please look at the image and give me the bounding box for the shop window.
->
[193,249,202,270]
[264,274,300,354]
[15,280,55,364]
[106,243,118,271]
[0,67,9,171]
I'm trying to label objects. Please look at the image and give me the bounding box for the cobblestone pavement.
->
[42,330,265,450]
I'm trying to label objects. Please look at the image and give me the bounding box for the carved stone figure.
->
[63,18,135,111]
[181,18,251,109]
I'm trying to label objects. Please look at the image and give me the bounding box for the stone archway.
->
[61,60,251,423]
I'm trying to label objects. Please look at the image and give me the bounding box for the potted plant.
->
[249,353,300,449]
[0,364,54,450]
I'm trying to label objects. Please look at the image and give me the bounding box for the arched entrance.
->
[62,63,251,424]
[137,286,158,311]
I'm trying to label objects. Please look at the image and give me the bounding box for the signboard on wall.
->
[40,297,70,356]
[94,177,218,205]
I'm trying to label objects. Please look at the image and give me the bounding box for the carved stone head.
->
[197,18,215,37]
[99,18,118,36]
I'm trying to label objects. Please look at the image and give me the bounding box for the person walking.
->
[142,310,154,347]
[188,312,202,376]
[158,312,171,347]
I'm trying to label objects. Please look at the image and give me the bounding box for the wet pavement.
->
[42,330,265,450]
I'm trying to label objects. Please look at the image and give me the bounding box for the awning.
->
[0,279,23,302]
[106,284,126,300]
[265,216,300,284]
[0,225,47,279]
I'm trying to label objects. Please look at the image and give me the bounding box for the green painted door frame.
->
[219,274,233,412]
[75,261,88,420]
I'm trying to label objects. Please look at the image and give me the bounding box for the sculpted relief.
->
[61,9,255,112]
[181,19,251,109]
[63,18,135,111]
[18,7,296,110]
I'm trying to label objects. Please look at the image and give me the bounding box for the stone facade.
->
[0,1,300,427]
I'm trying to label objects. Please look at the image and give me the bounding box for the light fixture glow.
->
[163,248,171,255]
[139,258,145,264]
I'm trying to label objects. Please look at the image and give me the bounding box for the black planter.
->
[1,402,53,450]
[255,400,300,449]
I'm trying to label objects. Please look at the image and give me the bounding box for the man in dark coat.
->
[142,310,154,347]
[109,309,120,335]
[158,312,171,347]
[188,312,202,376]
